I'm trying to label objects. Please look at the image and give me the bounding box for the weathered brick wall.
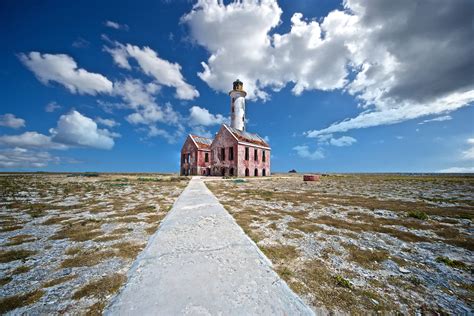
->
[236,144,270,177]
[180,137,196,175]
[210,126,238,176]
[180,137,212,175]
[196,150,211,175]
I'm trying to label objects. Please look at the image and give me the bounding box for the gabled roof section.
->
[224,124,270,148]
[189,134,212,150]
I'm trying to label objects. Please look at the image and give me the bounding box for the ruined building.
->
[180,80,271,177]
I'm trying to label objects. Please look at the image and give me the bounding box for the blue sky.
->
[0,0,473,173]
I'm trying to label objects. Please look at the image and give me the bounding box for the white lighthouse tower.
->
[229,79,247,131]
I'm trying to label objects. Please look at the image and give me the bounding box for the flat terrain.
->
[206,174,474,314]
[0,174,188,315]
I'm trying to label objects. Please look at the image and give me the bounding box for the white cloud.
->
[72,37,90,48]
[19,52,113,95]
[461,138,474,160]
[329,136,357,147]
[418,115,453,125]
[293,145,324,160]
[438,167,474,173]
[0,131,67,150]
[103,43,131,70]
[50,111,117,150]
[95,117,120,128]
[190,125,212,138]
[183,0,473,133]
[105,20,129,31]
[0,114,25,129]
[188,106,226,126]
[0,147,59,169]
[146,125,183,144]
[104,42,199,100]
[306,91,474,136]
[45,101,61,113]
[314,133,357,147]
[113,78,180,126]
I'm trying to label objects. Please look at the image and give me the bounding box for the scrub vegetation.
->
[0,173,188,314]
[206,173,474,314]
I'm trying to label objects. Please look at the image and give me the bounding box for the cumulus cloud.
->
[438,166,474,173]
[0,147,59,168]
[95,117,120,128]
[188,106,226,126]
[72,37,90,48]
[0,113,25,129]
[183,0,474,134]
[461,138,474,160]
[104,41,199,100]
[418,115,453,125]
[0,131,67,150]
[50,111,117,150]
[314,133,357,147]
[146,125,184,144]
[329,136,357,147]
[104,20,129,31]
[293,145,324,160]
[113,78,180,127]
[19,52,113,95]
[45,101,61,113]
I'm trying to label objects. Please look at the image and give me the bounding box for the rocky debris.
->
[206,174,474,314]
[0,174,188,314]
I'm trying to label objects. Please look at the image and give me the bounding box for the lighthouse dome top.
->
[233,79,244,90]
[229,79,247,96]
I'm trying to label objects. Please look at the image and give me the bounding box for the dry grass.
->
[0,225,23,233]
[11,265,31,274]
[0,289,44,314]
[85,301,107,316]
[50,220,104,242]
[42,216,72,225]
[112,242,144,259]
[260,244,299,264]
[4,234,36,246]
[296,260,393,313]
[344,244,390,269]
[94,234,124,242]
[72,273,126,300]
[314,215,431,243]
[60,250,115,268]
[0,276,12,286]
[0,249,37,263]
[125,205,157,215]
[43,275,77,288]
[287,220,322,234]
[145,224,160,235]
[206,175,474,314]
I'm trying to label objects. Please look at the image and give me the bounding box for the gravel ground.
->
[206,174,474,314]
[0,173,188,315]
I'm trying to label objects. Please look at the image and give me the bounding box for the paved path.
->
[106,177,314,315]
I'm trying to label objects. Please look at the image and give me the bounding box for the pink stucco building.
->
[180,80,271,177]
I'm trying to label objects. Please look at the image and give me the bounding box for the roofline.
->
[222,124,239,142]
[188,134,199,148]
[222,124,270,149]
[238,141,271,150]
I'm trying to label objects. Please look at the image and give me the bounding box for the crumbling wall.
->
[236,144,271,177]
[210,126,238,176]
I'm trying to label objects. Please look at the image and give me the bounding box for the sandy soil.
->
[206,174,474,314]
[0,173,188,315]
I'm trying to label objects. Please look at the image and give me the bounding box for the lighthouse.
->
[229,79,247,131]
[180,79,270,177]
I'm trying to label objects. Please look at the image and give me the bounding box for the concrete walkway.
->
[105,177,314,315]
